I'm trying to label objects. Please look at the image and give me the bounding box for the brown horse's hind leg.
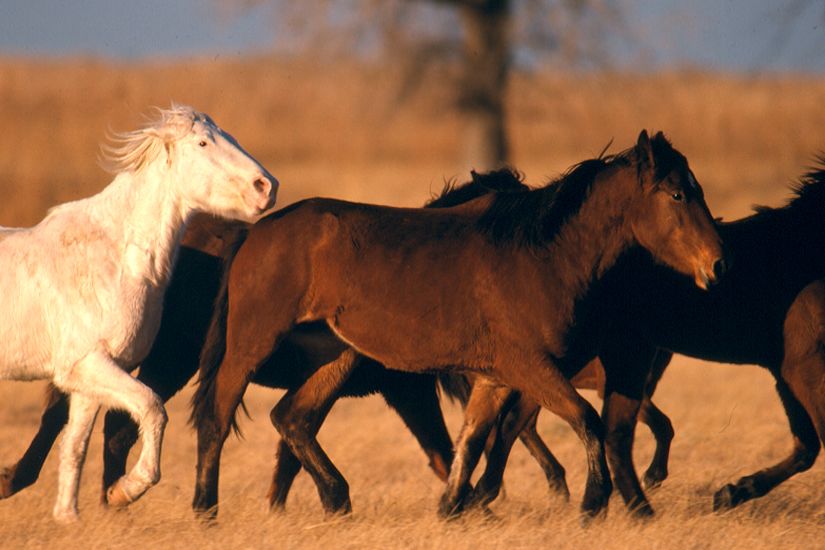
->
[269,350,358,515]
[0,385,68,499]
[439,378,517,518]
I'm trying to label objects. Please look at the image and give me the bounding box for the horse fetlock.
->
[713,474,770,512]
[581,477,612,517]
[0,466,22,499]
[438,484,471,518]
[53,504,80,524]
[105,469,158,508]
[642,466,668,490]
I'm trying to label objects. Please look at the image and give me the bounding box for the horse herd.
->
[0,105,823,525]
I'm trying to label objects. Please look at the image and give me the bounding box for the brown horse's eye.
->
[671,192,684,202]
[199,140,208,147]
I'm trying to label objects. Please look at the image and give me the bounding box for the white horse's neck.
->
[98,164,191,286]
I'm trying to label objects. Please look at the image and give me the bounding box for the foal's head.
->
[626,130,726,290]
[101,104,278,222]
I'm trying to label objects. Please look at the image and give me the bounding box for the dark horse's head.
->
[627,130,727,289]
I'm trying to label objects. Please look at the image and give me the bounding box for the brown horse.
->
[0,172,531,505]
[190,131,725,520]
[452,164,825,513]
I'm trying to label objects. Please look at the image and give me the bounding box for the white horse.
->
[0,105,278,522]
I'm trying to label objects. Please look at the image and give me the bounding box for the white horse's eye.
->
[198,140,208,147]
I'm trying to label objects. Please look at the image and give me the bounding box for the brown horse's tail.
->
[189,229,249,437]
[437,373,473,407]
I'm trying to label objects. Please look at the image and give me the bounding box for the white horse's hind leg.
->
[55,350,167,510]
[53,394,99,523]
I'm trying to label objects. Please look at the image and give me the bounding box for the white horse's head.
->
[101,104,278,222]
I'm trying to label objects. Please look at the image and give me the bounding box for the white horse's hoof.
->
[53,509,80,524]
[106,479,136,508]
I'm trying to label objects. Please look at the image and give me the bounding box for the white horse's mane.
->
[99,104,209,174]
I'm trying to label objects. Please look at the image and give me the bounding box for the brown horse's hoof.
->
[630,500,655,520]
[105,480,135,508]
[643,470,666,491]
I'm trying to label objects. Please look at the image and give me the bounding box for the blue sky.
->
[0,0,823,72]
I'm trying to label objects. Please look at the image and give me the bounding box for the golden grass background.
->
[0,56,824,548]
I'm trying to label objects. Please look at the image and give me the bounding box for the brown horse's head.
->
[628,130,727,290]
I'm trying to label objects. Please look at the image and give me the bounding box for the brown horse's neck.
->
[543,168,638,303]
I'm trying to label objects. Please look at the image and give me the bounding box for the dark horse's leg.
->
[516,412,570,500]
[438,377,518,517]
[637,349,675,490]
[0,385,68,498]
[714,281,825,510]
[101,348,198,503]
[269,350,359,514]
[598,338,659,518]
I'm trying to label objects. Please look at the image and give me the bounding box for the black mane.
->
[426,168,528,209]
[753,158,825,217]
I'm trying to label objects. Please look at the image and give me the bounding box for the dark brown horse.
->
[0,172,532,505]
[190,131,725,520]
[452,164,825,513]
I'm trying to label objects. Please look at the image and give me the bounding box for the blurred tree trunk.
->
[455,0,511,170]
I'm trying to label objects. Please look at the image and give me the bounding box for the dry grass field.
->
[0,56,824,548]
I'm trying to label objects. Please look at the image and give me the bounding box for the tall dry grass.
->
[0,56,824,548]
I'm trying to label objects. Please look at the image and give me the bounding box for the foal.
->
[0,105,277,522]
[191,131,725,519]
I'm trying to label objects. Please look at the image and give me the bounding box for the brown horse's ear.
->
[636,129,655,179]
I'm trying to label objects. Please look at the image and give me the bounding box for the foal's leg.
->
[56,350,168,509]
[101,351,196,502]
[439,377,517,518]
[0,385,68,499]
[269,351,358,515]
[52,393,99,523]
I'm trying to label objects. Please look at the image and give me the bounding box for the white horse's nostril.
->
[253,178,268,194]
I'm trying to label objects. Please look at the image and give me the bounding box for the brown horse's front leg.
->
[500,354,612,520]
[0,385,68,498]
[439,378,517,518]
[269,350,358,515]
[464,395,544,509]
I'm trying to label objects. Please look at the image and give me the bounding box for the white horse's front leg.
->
[55,349,167,511]
[53,393,99,523]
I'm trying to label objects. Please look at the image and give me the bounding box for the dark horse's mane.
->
[476,133,686,250]
[751,157,825,219]
[426,168,529,208]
